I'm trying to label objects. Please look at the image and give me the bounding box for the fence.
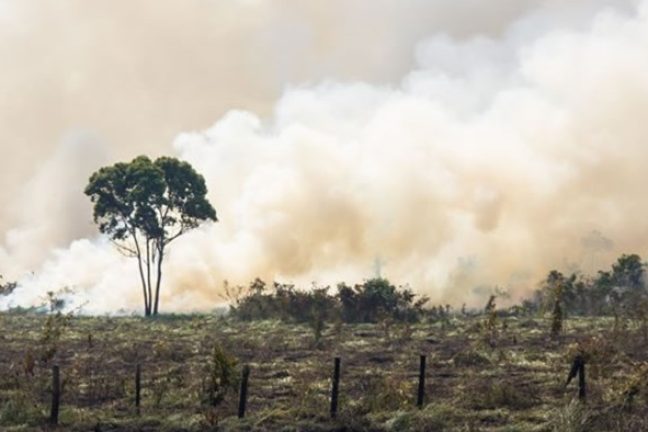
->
[45,354,586,425]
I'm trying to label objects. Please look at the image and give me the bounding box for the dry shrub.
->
[356,374,413,413]
[0,363,50,427]
[551,400,591,432]
[565,336,617,380]
[463,378,537,410]
[199,343,239,426]
[291,378,329,420]
[452,348,491,368]
[620,362,648,412]
[483,295,498,347]
[39,311,72,364]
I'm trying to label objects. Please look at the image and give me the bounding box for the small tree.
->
[85,156,217,316]
[0,275,17,296]
[550,285,563,338]
[483,295,498,347]
[543,270,566,338]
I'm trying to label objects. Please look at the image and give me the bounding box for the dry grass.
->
[1,311,648,431]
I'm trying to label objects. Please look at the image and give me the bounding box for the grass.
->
[1,311,648,431]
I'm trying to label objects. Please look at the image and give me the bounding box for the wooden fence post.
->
[50,365,60,425]
[238,365,250,419]
[330,357,341,418]
[417,355,426,408]
[578,360,586,400]
[135,364,141,415]
[565,355,586,401]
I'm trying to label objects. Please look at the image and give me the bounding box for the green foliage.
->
[201,344,238,408]
[338,278,428,323]
[529,254,648,318]
[198,343,239,427]
[226,279,338,324]
[84,155,216,315]
[228,277,428,325]
[39,309,72,364]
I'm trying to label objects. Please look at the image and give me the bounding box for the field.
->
[1,311,648,431]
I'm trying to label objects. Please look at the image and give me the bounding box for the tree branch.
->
[110,239,137,257]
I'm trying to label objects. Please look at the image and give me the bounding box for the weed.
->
[200,343,238,411]
[551,400,590,432]
[483,295,498,347]
[39,309,72,364]
[465,379,537,410]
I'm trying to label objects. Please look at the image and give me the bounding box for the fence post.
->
[135,364,141,415]
[330,357,341,418]
[565,355,586,401]
[578,360,586,400]
[417,355,426,408]
[50,365,60,425]
[238,365,250,419]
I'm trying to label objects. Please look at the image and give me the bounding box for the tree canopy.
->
[530,254,647,317]
[85,155,216,315]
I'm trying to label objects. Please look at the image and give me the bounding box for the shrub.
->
[338,278,428,323]
[452,349,491,368]
[39,309,72,364]
[228,277,428,325]
[465,380,536,410]
[551,400,591,432]
[201,344,238,408]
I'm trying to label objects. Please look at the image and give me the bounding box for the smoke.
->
[0,0,570,266]
[2,0,648,312]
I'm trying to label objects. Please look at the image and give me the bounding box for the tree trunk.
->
[146,239,153,316]
[153,245,164,315]
[133,234,150,316]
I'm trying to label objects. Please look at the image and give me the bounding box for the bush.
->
[228,277,428,325]
[201,344,238,408]
[200,343,239,427]
[551,400,591,432]
[337,278,428,323]
[464,380,536,410]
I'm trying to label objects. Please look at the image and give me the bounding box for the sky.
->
[1,0,647,312]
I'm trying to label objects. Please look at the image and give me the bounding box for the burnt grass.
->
[1,312,648,431]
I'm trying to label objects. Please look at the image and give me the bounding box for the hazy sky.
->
[1,0,646,312]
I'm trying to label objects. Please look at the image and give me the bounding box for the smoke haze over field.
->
[1,0,648,312]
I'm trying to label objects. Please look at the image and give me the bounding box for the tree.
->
[85,155,217,316]
[544,271,565,338]
[0,275,17,297]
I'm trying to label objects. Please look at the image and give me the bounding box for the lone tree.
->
[85,156,217,316]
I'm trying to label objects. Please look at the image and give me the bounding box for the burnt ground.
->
[1,312,647,431]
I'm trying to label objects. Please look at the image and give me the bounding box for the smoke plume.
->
[2,0,647,312]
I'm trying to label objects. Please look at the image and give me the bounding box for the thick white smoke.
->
[2,0,648,312]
